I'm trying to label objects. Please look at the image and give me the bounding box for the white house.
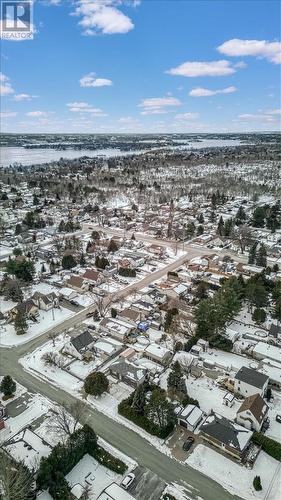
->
[178,404,203,431]
[63,331,96,360]
[236,393,268,432]
[234,366,269,398]
[144,344,172,365]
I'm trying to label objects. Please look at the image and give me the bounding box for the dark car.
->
[182,437,194,451]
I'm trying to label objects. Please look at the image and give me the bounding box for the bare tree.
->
[0,452,34,500]
[47,401,86,439]
[234,225,254,254]
[48,331,58,347]
[93,293,117,317]
[41,351,65,368]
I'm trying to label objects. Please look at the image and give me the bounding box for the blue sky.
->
[1,0,280,133]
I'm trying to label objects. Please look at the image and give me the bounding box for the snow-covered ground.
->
[0,376,27,406]
[0,305,75,347]
[186,444,281,500]
[5,428,52,470]
[266,390,281,443]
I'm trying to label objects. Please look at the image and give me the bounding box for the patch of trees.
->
[1,275,23,302]
[0,375,16,399]
[61,254,77,269]
[252,203,280,231]
[164,308,178,332]
[248,242,267,267]
[118,382,176,439]
[37,425,127,499]
[252,432,281,461]
[23,210,46,229]
[14,310,28,335]
[118,267,136,277]
[195,276,245,351]
[0,452,35,500]
[95,255,109,269]
[167,361,187,402]
[107,239,119,253]
[58,219,81,233]
[6,259,35,283]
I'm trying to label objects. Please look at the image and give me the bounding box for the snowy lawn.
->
[186,444,281,500]
[266,390,281,443]
[0,306,76,347]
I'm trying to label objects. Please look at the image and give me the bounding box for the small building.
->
[99,317,133,342]
[200,413,252,461]
[32,291,59,311]
[236,393,268,432]
[253,342,281,364]
[234,366,269,398]
[269,324,281,339]
[83,268,102,284]
[178,404,203,431]
[60,287,78,301]
[97,482,136,500]
[223,392,235,408]
[119,308,142,324]
[144,344,171,365]
[67,276,88,293]
[109,358,148,387]
[9,299,39,320]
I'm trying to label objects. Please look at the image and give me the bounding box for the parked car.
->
[182,437,194,451]
[276,414,281,423]
[86,312,93,318]
[121,473,135,490]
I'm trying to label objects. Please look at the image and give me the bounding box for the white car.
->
[121,473,135,490]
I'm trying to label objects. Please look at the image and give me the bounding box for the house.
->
[149,244,164,256]
[67,276,88,293]
[63,331,95,360]
[234,366,269,397]
[97,483,135,500]
[60,287,78,301]
[144,344,172,365]
[9,300,39,320]
[178,404,203,431]
[253,342,281,364]
[83,268,102,284]
[109,358,148,387]
[269,324,281,339]
[119,307,142,324]
[223,392,235,408]
[200,413,252,461]
[236,393,268,432]
[99,317,134,341]
[31,291,59,311]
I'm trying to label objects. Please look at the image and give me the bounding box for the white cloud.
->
[217,39,281,64]
[67,101,107,116]
[267,108,281,115]
[189,86,237,97]
[26,111,48,117]
[73,1,134,35]
[0,111,18,118]
[175,112,199,120]
[79,73,112,87]
[167,60,236,77]
[0,73,14,95]
[13,93,36,101]
[237,109,281,123]
[139,96,181,115]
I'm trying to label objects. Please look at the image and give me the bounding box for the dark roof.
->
[237,393,268,424]
[201,414,251,452]
[234,366,268,389]
[71,331,94,352]
[269,324,281,337]
[110,358,147,382]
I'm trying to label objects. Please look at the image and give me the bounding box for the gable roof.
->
[235,366,268,389]
[237,393,268,424]
[83,269,100,282]
[201,413,252,452]
[71,331,94,352]
[110,358,147,383]
[67,276,84,289]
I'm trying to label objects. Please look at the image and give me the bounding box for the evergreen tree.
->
[145,388,176,430]
[253,476,262,491]
[252,206,266,227]
[107,239,118,253]
[62,254,77,269]
[84,372,109,396]
[79,252,86,267]
[0,375,16,396]
[217,216,224,236]
[248,242,257,264]
[252,308,266,324]
[14,310,28,335]
[256,243,267,268]
[131,383,146,414]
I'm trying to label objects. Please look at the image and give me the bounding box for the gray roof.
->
[201,414,251,452]
[234,366,268,389]
[269,324,281,337]
[71,331,94,352]
[110,358,147,382]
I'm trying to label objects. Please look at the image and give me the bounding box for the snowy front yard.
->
[186,444,281,500]
[0,305,76,347]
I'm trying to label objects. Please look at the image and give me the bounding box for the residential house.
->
[83,268,102,285]
[118,308,142,324]
[253,342,281,364]
[200,413,252,461]
[234,367,269,398]
[236,393,268,432]
[67,276,88,293]
[178,404,203,431]
[63,331,96,360]
[109,358,148,387]
[9,300,39,320]
[32,291,59,311]
[59,287,78,301]
[99,317,134,342]
[144,344,171,365]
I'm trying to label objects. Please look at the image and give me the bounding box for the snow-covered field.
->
[186,445,281,500]
[0,305,75,347]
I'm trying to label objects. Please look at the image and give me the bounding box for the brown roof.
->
[119,308,140,322]
[68,276,84,289]
[237,393,268,424]
[83,269,100,282]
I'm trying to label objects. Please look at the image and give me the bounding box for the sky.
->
[0,0,280,134]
